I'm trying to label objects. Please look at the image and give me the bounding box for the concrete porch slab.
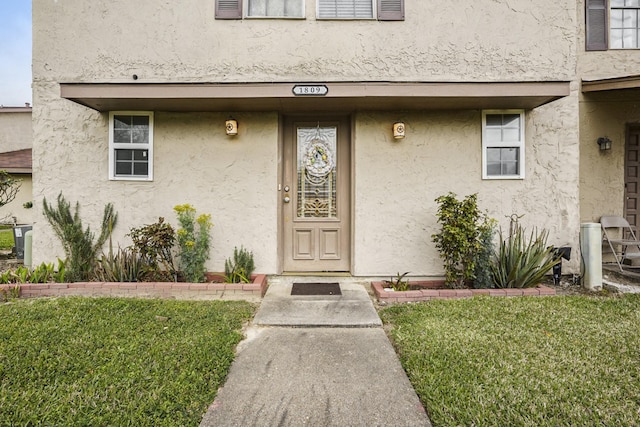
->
[253,277,382,327]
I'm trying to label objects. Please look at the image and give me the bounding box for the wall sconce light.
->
[597,136,611,151]
[225,117,238,136]
[393,122,406,140]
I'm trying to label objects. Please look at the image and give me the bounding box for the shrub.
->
[42,193,117,282]
[224,246,255,283]
[96,247,143,282]
[0,170,21,208]
[0,262,62,284]
[174,204,212,283]
[473,219,497,289]
[384,271,410,291]
[490,218,560,288]
[432,193,495,289]
[128,217,176,281]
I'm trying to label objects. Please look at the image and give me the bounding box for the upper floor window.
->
[318,0,374,19]
[247,0,304,18]
[586,0,640,50]
[215,0,403,20]
[482,111,525,180]
[611,0,640,48]
[109,112,153,181]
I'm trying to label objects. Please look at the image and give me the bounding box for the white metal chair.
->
[600,215,640,271]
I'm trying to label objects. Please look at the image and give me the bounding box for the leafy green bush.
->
[42,193,117,282]
[128,217,176,281]
[490,219,560,288]
[224,246,255,283]
[0,261,64,284]
[432,193,495,288]
[473,219,497,289]
[174,204,212,283]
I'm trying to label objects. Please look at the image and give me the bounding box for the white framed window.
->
[611,0,640,48]
[215,0,403,21]
[109,112,153,181]
[317,0,375,19]
[482,110,525,180]
[246,0,304,18]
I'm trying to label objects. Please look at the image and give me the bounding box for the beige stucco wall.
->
[0,174,33,225]
[0,109,33,225]
[33,0,576,84]
[0,110,32,153]
[32,84,278,271]
[576,0,640,80]
[32,0,582,276]
[579,93,640,223]
[576,0,640,225]
[353,92,581,275]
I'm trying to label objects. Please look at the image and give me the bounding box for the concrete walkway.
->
[200,277,431,427]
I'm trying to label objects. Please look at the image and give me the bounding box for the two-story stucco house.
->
[29,0,639,277]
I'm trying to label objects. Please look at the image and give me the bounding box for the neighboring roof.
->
[60,81,570,112]
[0,149,32,174]
[0,106,32,113]
[582,75,640,92]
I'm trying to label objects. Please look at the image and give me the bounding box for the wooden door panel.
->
[282,117,350,272]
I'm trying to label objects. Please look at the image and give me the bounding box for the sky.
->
[0,1,32,107]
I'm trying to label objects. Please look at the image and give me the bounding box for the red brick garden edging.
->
[0,274,268,300]
[371,280,556,303]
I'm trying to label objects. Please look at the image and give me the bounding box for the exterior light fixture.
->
[393,122,405,140]
[597,136,611,151]
[225,118,238,136]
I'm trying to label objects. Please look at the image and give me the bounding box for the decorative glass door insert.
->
[296,126,337,219]
[282,117,350,272]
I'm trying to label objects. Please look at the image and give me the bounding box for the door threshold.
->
[280,272,352,277]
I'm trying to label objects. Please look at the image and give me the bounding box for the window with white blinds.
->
[318,0,374,19]
[215,0,403,20]
[248,0,304,18]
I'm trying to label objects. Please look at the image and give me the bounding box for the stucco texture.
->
[31,85,278,272]
[353,95,580,275]
[32,0,583,276]
[33,0,576,84]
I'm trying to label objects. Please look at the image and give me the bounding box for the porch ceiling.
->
[60,81,569,113]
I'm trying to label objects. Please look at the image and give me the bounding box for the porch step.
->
[253,276,382,327]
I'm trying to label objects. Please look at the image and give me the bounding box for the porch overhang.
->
[60,81,570,113]
[582,75,640,93]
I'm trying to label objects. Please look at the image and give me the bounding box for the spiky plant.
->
[42,193,117,282]
[490,221,560,289]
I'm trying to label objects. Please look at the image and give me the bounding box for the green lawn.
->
[0,228,13,250]
[0,297,255,426]
[380,295,640,427]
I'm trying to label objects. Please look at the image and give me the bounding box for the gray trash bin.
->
[13,225,32,261]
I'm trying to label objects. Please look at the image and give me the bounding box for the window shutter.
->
[586,0,607,51]
[216,0,242,19]
[378,0,404,21]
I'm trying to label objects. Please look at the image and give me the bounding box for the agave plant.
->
[490,222,560,289]
[96,247,143,282]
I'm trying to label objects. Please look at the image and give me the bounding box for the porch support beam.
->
[60,81,570,113]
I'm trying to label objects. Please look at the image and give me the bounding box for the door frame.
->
[277,113,353,273]
[625,124,640,236]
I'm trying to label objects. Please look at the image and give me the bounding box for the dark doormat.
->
[291,282,342,296]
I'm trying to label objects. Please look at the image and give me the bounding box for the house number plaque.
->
[292,85,329,96]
